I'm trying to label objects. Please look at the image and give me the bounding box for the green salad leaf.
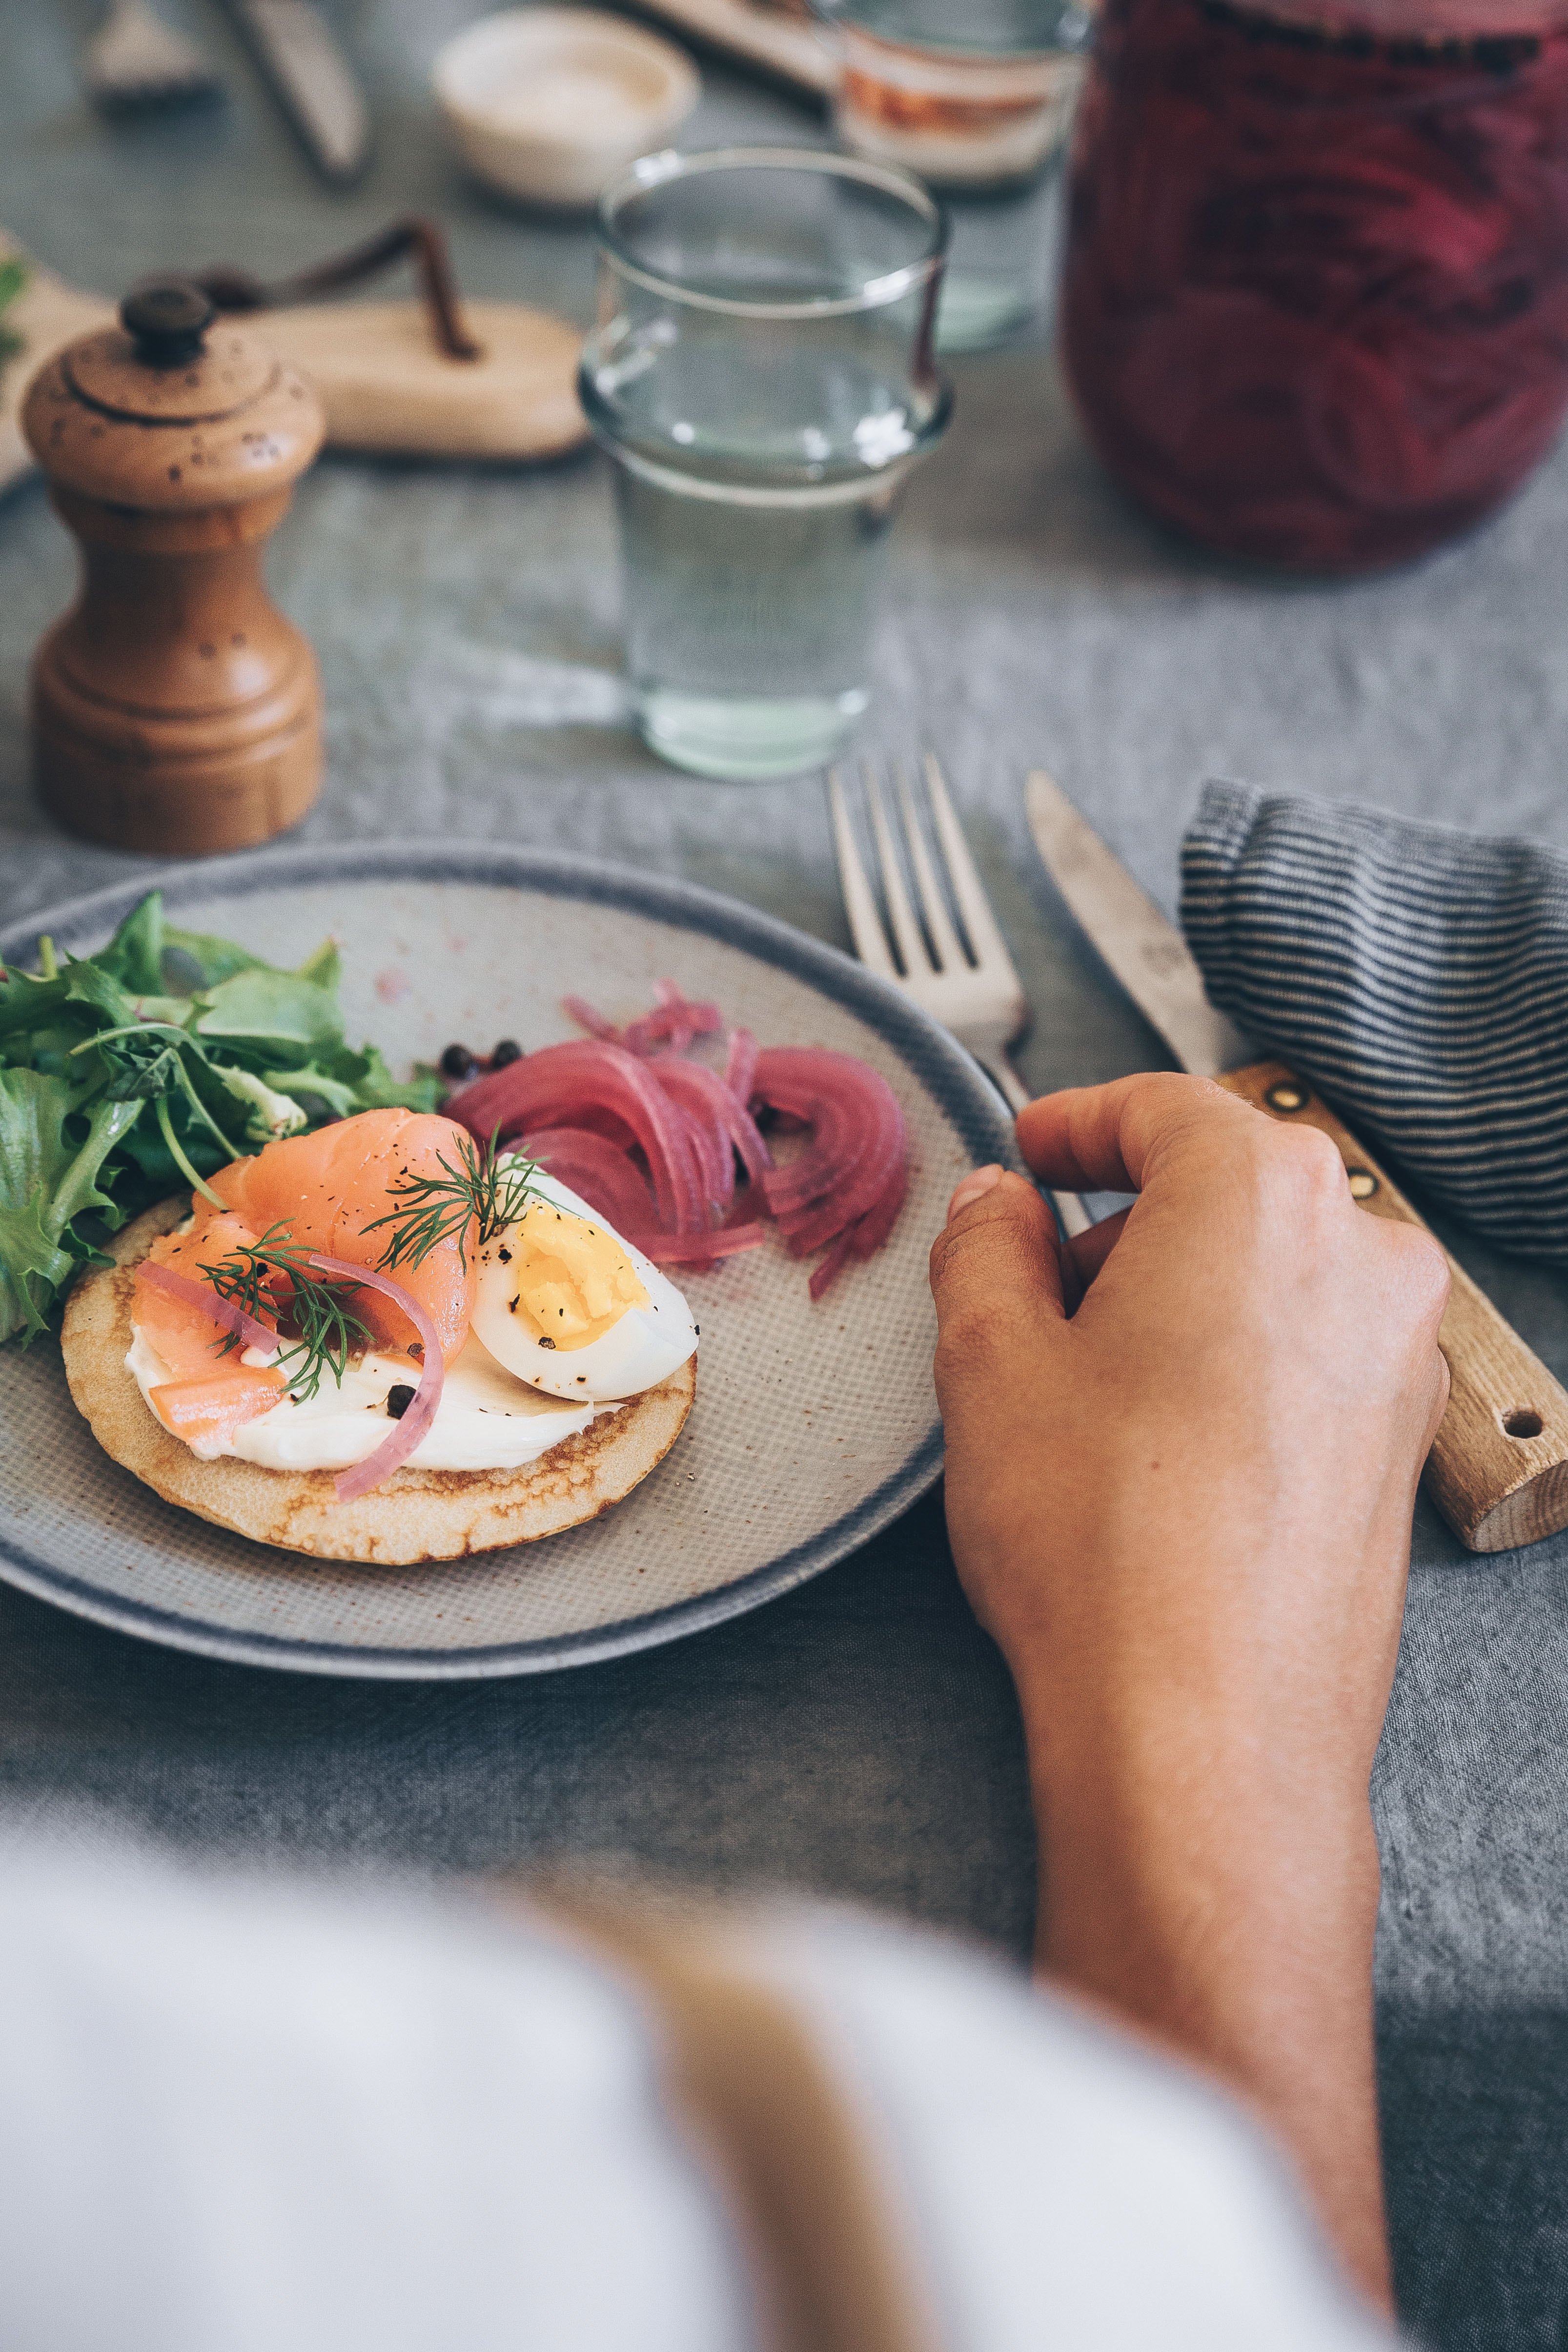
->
[0,1071,143,1340]
[0,256,27,377]
[160,922,268,990]
[0,892,441,1344]
[194,967,345,1054]
[217,1067,307,1145]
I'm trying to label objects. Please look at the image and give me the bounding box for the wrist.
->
[1019,1675,1390,2309]
[1017,1658,1384,1967]
[1032,1754,1382,2038]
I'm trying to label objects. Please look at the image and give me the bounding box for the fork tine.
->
[864,760,931,977]
[828,768,896,975]
[895,756,966,973]
[921,752,1018,977]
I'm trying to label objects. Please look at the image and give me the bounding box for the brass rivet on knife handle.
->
[1220,1059,1568,1555]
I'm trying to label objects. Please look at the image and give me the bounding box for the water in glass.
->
[583,149,949,781]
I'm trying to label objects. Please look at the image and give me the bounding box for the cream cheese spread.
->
[126,1326,594,1472]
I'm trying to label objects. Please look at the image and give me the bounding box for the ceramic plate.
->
[0,843,1011,1679]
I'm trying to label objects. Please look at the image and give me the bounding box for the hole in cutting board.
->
[1504,1408,1545,1440]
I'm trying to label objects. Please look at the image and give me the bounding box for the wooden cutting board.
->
[262,299,586,461]
[0,238,587,498]
[0,249,111,497]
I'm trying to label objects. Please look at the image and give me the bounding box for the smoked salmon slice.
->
[193,1109,478,1366]
[134,1213,280,1381]
[324,1113,476,1365]
[149,1365,288,1456]
[135,1213,288,1450]
[133,1110,481,1456]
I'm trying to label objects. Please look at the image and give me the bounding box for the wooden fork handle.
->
[1218,1060,1568,1554]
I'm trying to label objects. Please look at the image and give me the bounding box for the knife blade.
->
[223,0,371,185]
[1025,768,1568,1557]
[1026,771,1250,1077]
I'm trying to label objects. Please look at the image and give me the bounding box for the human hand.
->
[927,1074,1449,2308]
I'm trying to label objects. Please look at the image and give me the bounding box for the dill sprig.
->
[361,1126,545,1275]
[200,1223,373,1402]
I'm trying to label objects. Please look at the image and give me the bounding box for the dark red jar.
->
[1061,0,1568,569]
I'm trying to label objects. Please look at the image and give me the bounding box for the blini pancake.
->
[61,1198,695,1565]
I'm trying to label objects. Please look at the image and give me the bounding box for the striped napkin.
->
[1180,781,1568,1262]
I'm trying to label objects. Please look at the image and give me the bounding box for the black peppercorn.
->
[439,1043,477,1080]
[385,1383,416,1419]
[490,1038,522,1068]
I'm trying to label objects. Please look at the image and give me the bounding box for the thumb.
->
[928,1168,1067,1431]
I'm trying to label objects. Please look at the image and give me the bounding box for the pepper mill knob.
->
[120,279,217,367]
[22,281,327,855]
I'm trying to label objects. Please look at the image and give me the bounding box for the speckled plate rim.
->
[0,840,1016,1680]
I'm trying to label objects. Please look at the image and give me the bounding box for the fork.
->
[829,753,1092,1238]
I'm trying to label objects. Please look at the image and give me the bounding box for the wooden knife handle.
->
[1216,1060,1568,1554]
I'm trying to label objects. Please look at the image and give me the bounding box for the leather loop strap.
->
[194,214,483,362]
[528,1890,944,2352]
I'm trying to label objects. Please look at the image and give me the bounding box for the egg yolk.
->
[507,1201,651,1350]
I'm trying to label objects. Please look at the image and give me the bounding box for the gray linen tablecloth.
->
[4,6,1568,2344]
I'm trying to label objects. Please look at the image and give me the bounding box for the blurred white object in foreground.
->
[0,1834,1391,2352]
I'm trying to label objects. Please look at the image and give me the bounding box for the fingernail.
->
[948,1165,1004,1220]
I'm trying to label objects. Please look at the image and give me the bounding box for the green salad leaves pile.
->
[0,891,439,1344]
[0,255,27,377]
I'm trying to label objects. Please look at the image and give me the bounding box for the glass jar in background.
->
[1062,0,1568,572]
[820,0,1092,351]
[580,147,950,782]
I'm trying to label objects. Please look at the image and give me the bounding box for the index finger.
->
[1015,1072,1258,1194]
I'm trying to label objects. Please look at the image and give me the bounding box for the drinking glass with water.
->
[580,146,951,782]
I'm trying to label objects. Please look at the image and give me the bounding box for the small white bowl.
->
[433,9,701,211]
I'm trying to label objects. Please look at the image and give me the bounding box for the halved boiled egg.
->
[471,1168,698,1403]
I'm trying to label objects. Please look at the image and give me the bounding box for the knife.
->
[223,0,371,185]
[1025,768,1568,1557]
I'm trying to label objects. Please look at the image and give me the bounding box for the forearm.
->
[928,1100,1445,2324]
[1021,1677,1391,2311]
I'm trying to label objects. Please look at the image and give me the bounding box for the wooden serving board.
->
[614,0,835,94]
[262,299,587,462]
[0,238,587,494]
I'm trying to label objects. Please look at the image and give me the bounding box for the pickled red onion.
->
[1061,0,1568,570]
[662,1091,726,1219]
[724,1026,759,1107]
[451,998,908,1299]
[139,1261,280,1358]
[521,1126,657,1236]
[623,980,722,1057]
[457,1041,704,1231]
[807,1157,909,1301]
[512,1129,765,1265]
[639,1223,769,1265]
[654,1057,772,1197]
[751,1048,908,1299]
[755,1048,906,1229]
[671,1089,733,1216]
[563,983,722,1058]
[807,1230,856,1302]
[561,995,622,1042]
[306,1253,444,1502]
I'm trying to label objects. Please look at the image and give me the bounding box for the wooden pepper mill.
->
[23,278,326,855]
